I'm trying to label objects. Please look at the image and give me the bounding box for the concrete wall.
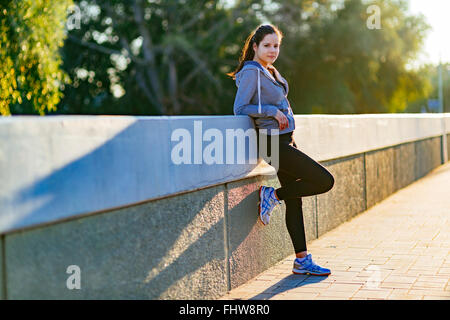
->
[4,186,228,299]
[0,236,4,300]
[0,114,449,299]
[447,133,450,164]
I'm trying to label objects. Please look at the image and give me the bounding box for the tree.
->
[266,0,432,114]
[0,0,72,116]
[57,0,263,116]
[405,63,450,113]
[44,0,433,116]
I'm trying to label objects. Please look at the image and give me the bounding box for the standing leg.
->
[273,137,333,259]
[277,169,308,254]
[264,134,333,275]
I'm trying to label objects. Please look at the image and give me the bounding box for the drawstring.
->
[257,68,261,114]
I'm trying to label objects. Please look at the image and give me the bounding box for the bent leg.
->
[275,143,334,200]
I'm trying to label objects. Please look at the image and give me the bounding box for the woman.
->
[227,24,335,276]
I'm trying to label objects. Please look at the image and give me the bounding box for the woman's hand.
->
[274,109,289,131]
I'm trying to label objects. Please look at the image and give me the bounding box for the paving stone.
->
[352,289,393,299]
[408,289,450,297]
[277,292,319,300]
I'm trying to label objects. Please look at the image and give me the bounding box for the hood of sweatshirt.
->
[232,60,295,135]
[235,61,288,94]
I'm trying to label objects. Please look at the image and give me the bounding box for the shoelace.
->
[263,189,277,209]
[298,255,322,271]
[268,189,280,205]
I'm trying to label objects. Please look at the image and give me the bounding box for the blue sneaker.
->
[258,186,281,226]
[292,254,331,276]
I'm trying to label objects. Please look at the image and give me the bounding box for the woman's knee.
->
[324,171,335,192]
[317,169,334,193]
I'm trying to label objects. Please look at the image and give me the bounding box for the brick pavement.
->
[219,161,450,300]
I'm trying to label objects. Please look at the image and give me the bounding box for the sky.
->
[407,0,450,65]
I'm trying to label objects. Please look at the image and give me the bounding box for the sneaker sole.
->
[292,270,331,276]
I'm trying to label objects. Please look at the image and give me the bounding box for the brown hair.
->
[227,24,283,80]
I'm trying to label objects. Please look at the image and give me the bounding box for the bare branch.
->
[135,69,163,115]
[167,47,181,114]
[68,34,122,56]
[132,0,165,113]
[68,34,146,65]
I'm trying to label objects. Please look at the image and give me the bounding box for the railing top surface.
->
[0,113,449,234]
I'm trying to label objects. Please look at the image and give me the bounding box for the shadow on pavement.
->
[248,273,329,300]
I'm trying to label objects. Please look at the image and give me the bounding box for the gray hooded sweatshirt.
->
[233,60,295,135]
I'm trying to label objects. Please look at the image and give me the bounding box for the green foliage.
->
[404,63,450,113]
[55,0,263,115]
[0,0,72,116]
[268,0,432,114]
[2,0,437,116]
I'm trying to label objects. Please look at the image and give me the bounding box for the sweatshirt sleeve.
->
[233,69,279,118]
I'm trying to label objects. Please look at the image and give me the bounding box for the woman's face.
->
[253,33,280,67]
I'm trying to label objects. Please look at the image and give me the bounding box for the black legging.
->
[257,131,335,253]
